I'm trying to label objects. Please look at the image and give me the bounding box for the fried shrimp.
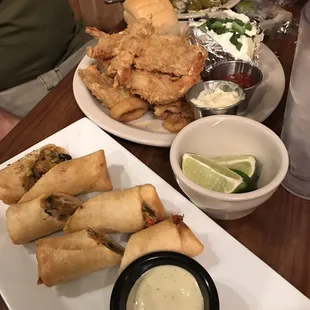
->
[78,65,149,121]
[80,19,206,132]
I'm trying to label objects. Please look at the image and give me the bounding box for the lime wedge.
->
[182,153,247,194]
[212,155,258,179]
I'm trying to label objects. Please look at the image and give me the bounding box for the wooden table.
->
[1,3,309,309]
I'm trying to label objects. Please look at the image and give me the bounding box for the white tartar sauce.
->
[126,265,204,310]
[192,88,240,108]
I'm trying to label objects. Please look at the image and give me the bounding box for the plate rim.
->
[245,44,285,123]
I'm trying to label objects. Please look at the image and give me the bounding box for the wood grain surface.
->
[0,2,309,309]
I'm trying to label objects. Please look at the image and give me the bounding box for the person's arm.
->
[68,0,82,20]
[0,107,20,140]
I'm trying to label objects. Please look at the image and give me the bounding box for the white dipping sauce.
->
[126,265,204,310]
[192,88,240,108]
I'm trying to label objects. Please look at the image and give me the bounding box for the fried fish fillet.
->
[86,28,124,60]
[155,100,194,132]
[82,19,205,129]
[78,65,119,109]
[78,65,149,122]
[110,35,205,92]
[154,100,184,119]
[86,21,153,61]
[124,52,204,104]
[163,113,193,132]
[133,34,207,77]
[97,59,112,76]
[86,20,206,97]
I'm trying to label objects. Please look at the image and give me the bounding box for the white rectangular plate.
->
[0,118,309,310]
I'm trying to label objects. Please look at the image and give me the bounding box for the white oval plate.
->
[177,0,241,20]
[73,43,285,147]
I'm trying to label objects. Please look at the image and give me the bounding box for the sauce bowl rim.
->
[110,251,220,310]
[208,60,264,91]
[186,80,245,112]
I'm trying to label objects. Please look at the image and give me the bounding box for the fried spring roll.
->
[119,215,204,273]
[36,228,124,287]
[6,193,82,244]
[19,150,112,203]
[64,184,167,234]
[0,144,71,204]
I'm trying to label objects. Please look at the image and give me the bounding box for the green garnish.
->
[245,23,252,30]
[199,16,253,52]
[235,19,245,26]
[230,33,240,45]
[215,28,230,35]
[230,33,243,51]
[206,18,218,26]
[236,42,243,51]
[232,21,245,34]
[224,18,234,23]
[209,20,225,29]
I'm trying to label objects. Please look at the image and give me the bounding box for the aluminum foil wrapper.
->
[186,13,263,78]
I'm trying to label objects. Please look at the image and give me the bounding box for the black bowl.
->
[110,251,219,310]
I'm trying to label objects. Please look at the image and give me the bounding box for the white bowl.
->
[170,115,289,220]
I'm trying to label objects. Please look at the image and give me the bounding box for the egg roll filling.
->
[172,214,184,225]
[142,202,158,228]
[23,149,72,191]
[87,228,125,255]
[43,195,80,221]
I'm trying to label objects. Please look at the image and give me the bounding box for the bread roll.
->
[123,0,180,35]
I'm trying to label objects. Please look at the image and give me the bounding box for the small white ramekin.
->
[170,115,289,220]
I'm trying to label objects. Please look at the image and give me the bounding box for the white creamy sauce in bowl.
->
[192,88,241,108]
[126,265,204,310]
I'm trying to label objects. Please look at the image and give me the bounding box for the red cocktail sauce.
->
[224,73,256,89]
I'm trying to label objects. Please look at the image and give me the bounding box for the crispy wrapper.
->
[78,64,149,121]
[36,229,124,287]
[64,184,167,234]
[163,113,193,132]
[109,100,149,122]
[153,100,184,118]
[154,99,194,132]
[119,216,204,273]
[19,150,112,203]
[0,144,70,205]
[6,193,82,244]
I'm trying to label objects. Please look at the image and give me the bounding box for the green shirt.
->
[0,0,90,91]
